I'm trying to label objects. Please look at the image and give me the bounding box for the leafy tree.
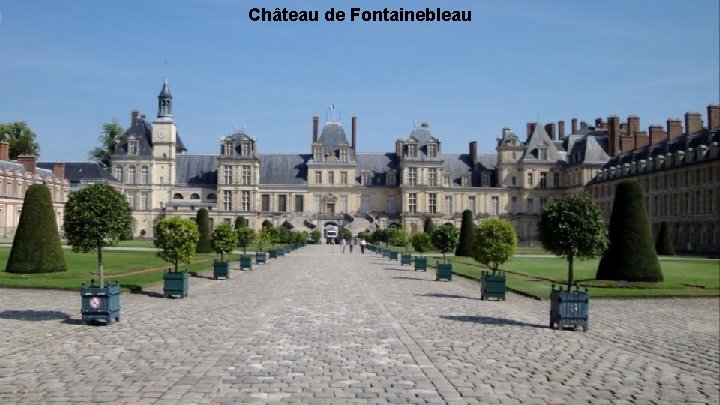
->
[256,228,271,251]
[340,227,352,241]
[88,121,123,170]
[597,180,663,282]
[372,228,387,245]
[388,228,409,249]
[261,219,273,229]
[0,121,40,159]
[473,218,517,273]
[538,193,608,290]
[423,217,436,234]
[63,183,132,286]
[211,223,237,261]
[236,227,256,254]
[410,232,433,256]
[293,231,308,244]
[655,222,675,256]
[432,225,460,263]
[310,229,322,243]
[6,184,66,273]
[195,208,212,253]
[456,210,475,257]
[270,226,290,244]
[155,217,200,271]
[234,216,247,230]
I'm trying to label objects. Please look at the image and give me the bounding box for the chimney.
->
[627,115,640,137]
[526,122,536,138]
[469,141,477,167]
[634,130,649,150]
[545,123,557,140]
[351,116,357,151]
[17,155,37,174]
[667,118,682,141]
[608,115,620,157]
[52,162,65,180]
[708,104,720,130]
[649,125,666,146]
[0,141,8,161]
[571,118,578,134]
[580,121,588,129]
[621,135,635,153]
[594,117,604,129]
[312,115,319,143]
[558,120,565,139]
[685,112,703,135]
[131,110,140,126]
[395,139,403,160]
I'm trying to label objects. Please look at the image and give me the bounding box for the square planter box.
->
[414,256,428,271]
[239,254,253,270]
[213,260,230,279]
[400,254,412,265]
[436,263,453,281]
[268,249,278,259]
[481,271,506,301]
[163,270,189,298]
[277,248,286,257]
[389,251,398,260]
[382,249,391,258]
[550,285,589,332]
[81,280,121,325]
[256,252,267,264]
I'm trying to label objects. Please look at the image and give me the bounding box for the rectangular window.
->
[241,191,250,211]
[341,171,348,185]
[553,173,560,188]
[261,194,270,212]
[361,195,370,213]
[527,198,534,214]
[468,196,476,214]
[408,168,417,186]
[240,142,249,156]
[491,196,499,215]
[139,193,148,210]
[663,195,668,216]
[709,190,714,214]
[428,193,437,214]
[511,196,518,215]
[340,196,347,213]
[540,197,547,212]
[511,176,516,187]
[408,144,417,157]
[242,166,251,185]
[408,193,417,213]
[315,171,322,184]
[527,173,533,188]
[126,192,135,210]
[445,196,453,214]
[653,196,659,216]
[328,171,335,185]
[695,190,701,214]
[427,143,437,158]
[428,168,438,186]
[278,194,287,212]
[685,192,690,214]
[223,190,232,211]
[386,196,394,213]
[223,166,233,185]
[294,195,304,212]
[223,143,233,156]
[362,172,370,186]
[539,172,547,189]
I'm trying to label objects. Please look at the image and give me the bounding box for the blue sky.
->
[0,0,718,162]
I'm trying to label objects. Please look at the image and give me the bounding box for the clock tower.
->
[152,77,177,161]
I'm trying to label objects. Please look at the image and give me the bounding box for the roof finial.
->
[164,62,168,81]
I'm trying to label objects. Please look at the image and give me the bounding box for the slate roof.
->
[113,116,187,157]
[0,161,56,181]
[355,153,398,186]
[258,154,309,185]
[522,124,563,162]
[36,162,118,183]
[318,122,355,160]
[176,154,218,186]
[402,124,441,160]
[566,135,610,165]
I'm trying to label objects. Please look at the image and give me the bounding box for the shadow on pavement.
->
[393,276,432,281]
[384,267,410,272]
[0,310,71,321]
[440,315,547,329]
[125,285,165,298]
[419,293,482,301]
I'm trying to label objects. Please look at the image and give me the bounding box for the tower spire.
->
[157,75,173,120]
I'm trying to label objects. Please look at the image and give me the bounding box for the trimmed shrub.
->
[432,224,459,263]
[455,210,475,257]
[423,217,435,234]
[6,184,67,273]
[234,216,247,230]
[155,217,199,271]
[597,180,663,282]
[473,218,517,272]
[655,222,675,256]
[410,232,433,255]
[195,208,212,253]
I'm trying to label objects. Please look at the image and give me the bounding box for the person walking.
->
[341,238,347,253]
[360,238,367,254]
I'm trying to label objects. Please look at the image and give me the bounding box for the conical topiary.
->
[455,209,475,257]
[596,180,663,282]
[195,208,212,253]
[6,184,67,273]
[423,217,435,234]
[655,222,675,256]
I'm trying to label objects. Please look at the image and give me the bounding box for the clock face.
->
[157,128,166,139]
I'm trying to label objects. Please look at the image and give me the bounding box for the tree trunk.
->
[97,247,104,288]
[174,259,178,272]
[567,254,574,291]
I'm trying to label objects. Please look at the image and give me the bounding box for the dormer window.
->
[339,146,349,162]
[222,142,234,156]
[114,165,123,182]
[386,169,396,186]
[128,140,138,155]
[538,147,548,160]
[427,143,438,158]
[240,142,251,157]
[361,170,370,186]
[461,174,470,187]
[407,144,417,158]
[481,172,490,187]
[313,145,324,162]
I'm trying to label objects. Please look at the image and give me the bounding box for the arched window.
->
[207,193,217,200]
[141,166,149,184]
[173,193,184,200]
[128,166,136,184]
[114,165,123,182]
[190,193,200,200]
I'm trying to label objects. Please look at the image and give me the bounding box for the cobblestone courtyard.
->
[0,245,718,404]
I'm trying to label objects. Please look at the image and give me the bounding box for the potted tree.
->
[538,194,608,332]
[63,183,131,325]
[236,226,256,270]
[431,225,460,281]
[410,232,433,271]
[256,228,271,264]
[211,223,236,279]
[390,229,411,264]
[473,218,517,300]
[155,217,200,298]
[310,229,322,245]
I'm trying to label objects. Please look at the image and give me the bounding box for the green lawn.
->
[0,248,217,291]
[429,255,720,300]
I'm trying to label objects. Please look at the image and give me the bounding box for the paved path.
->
[0,245,717,404]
